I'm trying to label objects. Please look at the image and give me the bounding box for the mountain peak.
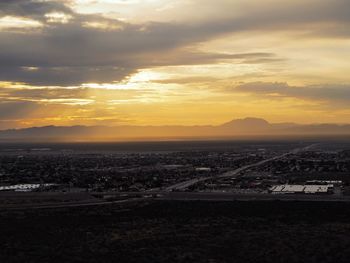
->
[221,117,270,127]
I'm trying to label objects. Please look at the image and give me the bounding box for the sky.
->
[0,0,350,129]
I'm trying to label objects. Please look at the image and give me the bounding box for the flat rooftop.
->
[270,184,333,194]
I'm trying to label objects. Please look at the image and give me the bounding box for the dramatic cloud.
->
[0,0,73,20]
[235,82,350,106]
[1,0,350,86]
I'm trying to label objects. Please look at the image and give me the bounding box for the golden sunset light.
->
[0,0,350,132]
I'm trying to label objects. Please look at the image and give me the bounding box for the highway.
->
[0,190,145,210]
[165,144,318,191]
[157,191,350,202]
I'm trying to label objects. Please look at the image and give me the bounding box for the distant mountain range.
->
[1,117,350,142]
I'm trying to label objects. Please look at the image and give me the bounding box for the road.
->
[0,195,143,210]
[157,191,350,202]
[165,144,318,191]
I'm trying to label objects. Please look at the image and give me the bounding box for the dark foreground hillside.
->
[1,200,350,263]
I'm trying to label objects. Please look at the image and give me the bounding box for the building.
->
[0,184,55,192]
[269,184,333,194]
[306,180,342,186]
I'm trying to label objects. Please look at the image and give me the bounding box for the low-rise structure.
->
[270,184,333,194]
[0,184,55,192]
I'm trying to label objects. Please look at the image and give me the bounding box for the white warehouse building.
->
[270,184,333,194]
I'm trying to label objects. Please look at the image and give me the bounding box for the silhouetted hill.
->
[220,117,271,133]
[0,118,350,141]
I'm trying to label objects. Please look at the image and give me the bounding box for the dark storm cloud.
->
[0,0,349,86]
[0,20,279,85]
[235,82,350,105]
[0,0,73,20]
[0,65,135,86]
